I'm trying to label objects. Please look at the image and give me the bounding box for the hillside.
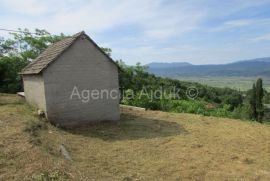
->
[1,94,270,180]
[147,57,270,77]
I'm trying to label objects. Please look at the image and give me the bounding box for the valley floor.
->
[175,76,270,91]
[1,94,270,180]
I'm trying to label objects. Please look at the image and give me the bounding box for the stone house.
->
[21,31,120,127]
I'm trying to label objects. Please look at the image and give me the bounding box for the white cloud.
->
[0,0,206,37]
[224,19,253,27]
[207,17,270,33]
[251,33,270,42]
[112,41,270,65]
[1,0,270,64]
[1,0,54,15]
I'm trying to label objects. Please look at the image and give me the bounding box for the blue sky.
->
[1,0,270,65]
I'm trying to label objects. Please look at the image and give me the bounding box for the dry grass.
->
[1,94,270,180]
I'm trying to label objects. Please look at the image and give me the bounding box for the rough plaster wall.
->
[43,36,119,126]
[23,74,46,112]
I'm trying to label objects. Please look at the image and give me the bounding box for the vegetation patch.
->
[24,118,48,145]
[32,170,68,181]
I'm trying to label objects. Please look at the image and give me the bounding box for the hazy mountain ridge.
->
[147,62,192,68]
[146,57,270,77]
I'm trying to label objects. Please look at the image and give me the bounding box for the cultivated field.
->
[176,76,270,91]
[1,94,270,180]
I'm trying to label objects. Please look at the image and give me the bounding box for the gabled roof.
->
[21,31,119,75]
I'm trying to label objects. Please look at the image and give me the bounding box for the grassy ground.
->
[1,94,270,180]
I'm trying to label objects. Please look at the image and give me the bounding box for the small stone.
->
[38,110,45,117]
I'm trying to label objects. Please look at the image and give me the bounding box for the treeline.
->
[0,29,65,93]
[0,29,268,122]
[117,62,270,122]
[118,61,242,107]
[117,61,257,120]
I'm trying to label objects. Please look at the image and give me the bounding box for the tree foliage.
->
[0,29,65,93]
[249,83,257,120]
[248,78,264,122]
[100,47,112,57]
[256,78,264,122]
[0,56,28,93]
[116,60,244,113]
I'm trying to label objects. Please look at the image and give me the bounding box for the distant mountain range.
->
[146,57,270,77]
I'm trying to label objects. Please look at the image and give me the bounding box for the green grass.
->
[1,94,270,180]
[175,76,270,91]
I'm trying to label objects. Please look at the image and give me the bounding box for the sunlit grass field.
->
[1,94,270,180]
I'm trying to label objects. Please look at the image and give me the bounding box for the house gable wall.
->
[43,35,119,126]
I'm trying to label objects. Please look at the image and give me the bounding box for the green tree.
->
[0,28,65,93]
[256,78,264,122]
[100,47,112,57]
[249,83,257,120]
[0,56,29,93]
[248,78,264,122]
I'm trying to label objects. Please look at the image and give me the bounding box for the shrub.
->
[231,104,251,120]
[171,100,205,114]
[210,104,231,117]
[24,119,48,145]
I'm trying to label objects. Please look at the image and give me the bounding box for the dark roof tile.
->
[21,31,119,75]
